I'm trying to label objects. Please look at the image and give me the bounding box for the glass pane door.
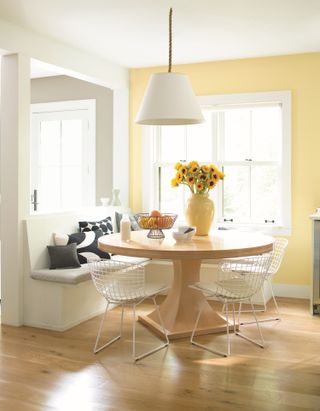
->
[31,104,93,213]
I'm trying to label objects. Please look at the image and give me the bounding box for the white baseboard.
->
[146,262,311,300]
[23,306,108,332]
[273,284,310,299]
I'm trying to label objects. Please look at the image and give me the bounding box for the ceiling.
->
[0,0,319,68]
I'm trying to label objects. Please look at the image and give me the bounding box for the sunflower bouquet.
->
[171,161,224,194]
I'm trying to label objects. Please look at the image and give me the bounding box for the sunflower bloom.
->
[176,172,183,183]
[201,165,210,173]
[196,182,204,192]
[209,164,217,173]
[190,165,199,173]
[171,161,224,194]
[187,175,195,185]
[207,179,216,189]
[179,166,188,175]
[171,178,179,187]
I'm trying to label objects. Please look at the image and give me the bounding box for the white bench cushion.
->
[31,256,150,285]
[31,264,91,284]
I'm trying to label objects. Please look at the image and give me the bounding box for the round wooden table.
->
[99,230,274,340]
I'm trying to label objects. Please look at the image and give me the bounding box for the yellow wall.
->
[129,53,320,286]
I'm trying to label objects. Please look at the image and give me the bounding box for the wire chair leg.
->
[120,304,125,337]
[238,302,242,326]
[94,302,121,354]
[261,286,267,312]
[191,300,228,358]
[241,278,281,325]
[235,299,265,349]
[238,285,267,323]
[133,297,169,362]
[268,277,281,320]
[190,301,205,344]
[253,278,281,323]
[225,302,230,356]
[132,303,136,360]
[153,297,170,346]
[232,303,237,334]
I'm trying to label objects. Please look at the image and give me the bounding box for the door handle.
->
[31,189,39,211]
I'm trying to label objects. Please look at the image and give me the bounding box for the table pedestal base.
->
[139,259,235,340]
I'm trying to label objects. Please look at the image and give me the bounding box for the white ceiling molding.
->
[0,0,319,68]
[0,17,128,89]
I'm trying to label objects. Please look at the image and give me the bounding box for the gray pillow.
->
[47,243,81,269]
[115,211,140,232]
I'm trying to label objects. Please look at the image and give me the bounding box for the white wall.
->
[113,88,129,207]
[0,54,30,325]
[0,16,129,325]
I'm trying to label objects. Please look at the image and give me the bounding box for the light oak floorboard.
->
[0,297,319,411]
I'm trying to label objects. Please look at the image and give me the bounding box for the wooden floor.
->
[0,298,319,411]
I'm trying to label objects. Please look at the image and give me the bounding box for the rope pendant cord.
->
[168,8,173,73]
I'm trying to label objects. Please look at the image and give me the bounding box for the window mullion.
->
[183,126,187,207]
[155,127,161,209]
[248,110,253,220]
[59,120,63,209]
[217,112,224,221]
[249,164,252,221]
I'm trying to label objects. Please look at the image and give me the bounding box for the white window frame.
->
[142,91,291,236]
[30,99,96,213]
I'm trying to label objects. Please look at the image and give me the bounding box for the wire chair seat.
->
[102,284,168,304]
[191,277,258,301]
[90,259,167,302]
[236,238,289,324]
[89,259,169,362]
[190,253,272,357]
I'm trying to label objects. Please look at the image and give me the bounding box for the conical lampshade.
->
[135,72,204,125]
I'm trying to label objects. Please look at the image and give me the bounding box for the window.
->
[30,100,96,213]
[143,91,291,235]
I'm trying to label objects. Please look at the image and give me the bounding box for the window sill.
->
[175,216,291,237]
[216,223,291,237]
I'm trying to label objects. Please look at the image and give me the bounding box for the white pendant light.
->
[135,8,204,126]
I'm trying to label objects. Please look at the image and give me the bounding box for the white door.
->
[30,100,96,213]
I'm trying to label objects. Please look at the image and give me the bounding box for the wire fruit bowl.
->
[134,213,177,239]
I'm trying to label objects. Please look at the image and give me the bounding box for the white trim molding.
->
[273,283,310,299]
[30,99,96,213]
[198,90,292,237]
[142,91,292,236]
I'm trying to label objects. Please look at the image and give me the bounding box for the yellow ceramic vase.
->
[185,193,214,236]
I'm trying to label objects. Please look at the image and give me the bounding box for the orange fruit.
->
[150,210,162,217]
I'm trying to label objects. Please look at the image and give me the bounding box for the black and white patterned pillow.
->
[79,216,113,235]
[54,229,110,264]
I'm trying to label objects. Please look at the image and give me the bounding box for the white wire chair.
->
[190,253,272,357]
[238,238,289,324]
[89,259,169,362]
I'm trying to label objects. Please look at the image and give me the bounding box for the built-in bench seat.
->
[31,256,149,284]
[23,206,150,331]
[31,264,92,284]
